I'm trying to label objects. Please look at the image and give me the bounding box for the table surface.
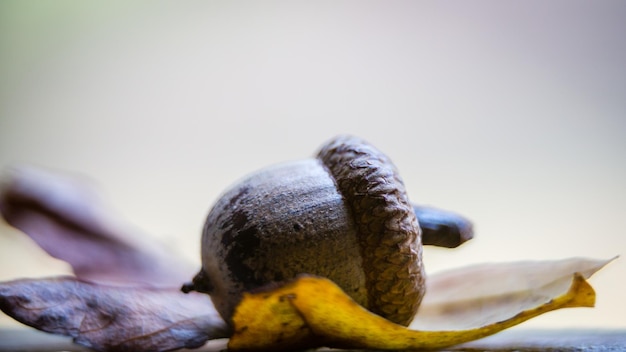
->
[0,327,625,351]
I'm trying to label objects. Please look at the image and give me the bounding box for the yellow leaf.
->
[228,271,597,351]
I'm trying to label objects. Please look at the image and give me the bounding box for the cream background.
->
[0,1,624,329]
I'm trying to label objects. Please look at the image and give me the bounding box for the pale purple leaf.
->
[0,277,229,352]
[0,165,192,287]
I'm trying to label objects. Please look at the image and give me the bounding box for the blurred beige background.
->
[0,1,624,330]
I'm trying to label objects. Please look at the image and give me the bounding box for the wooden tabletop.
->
[1,327,624,351]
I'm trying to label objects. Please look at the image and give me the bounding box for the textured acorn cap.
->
[316,135,425,326]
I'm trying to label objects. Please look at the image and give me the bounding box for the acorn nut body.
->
[184,136,472,327]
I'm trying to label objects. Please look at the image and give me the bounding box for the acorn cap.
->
[317,135,425,326]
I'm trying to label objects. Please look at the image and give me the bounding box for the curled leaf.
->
[228,273,596,351]
[228,257,614,351]
[0,277,229,352]
[412,257,616,330]
[0,165,191,287]
[0,165,230,351]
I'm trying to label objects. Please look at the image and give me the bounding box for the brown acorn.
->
[183,135,472,327]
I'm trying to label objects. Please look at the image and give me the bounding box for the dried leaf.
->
[0,166,231,351]
[411,257,616,330]
[228,272,597,351]
[0,277,229,352]
[0,165,191,287]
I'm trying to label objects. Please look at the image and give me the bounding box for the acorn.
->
[183,135,472,327]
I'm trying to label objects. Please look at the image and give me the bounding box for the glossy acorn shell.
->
[194,136,425,326]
